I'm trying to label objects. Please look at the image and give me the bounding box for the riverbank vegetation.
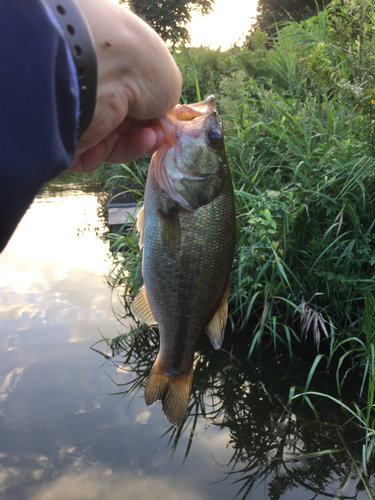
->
[103,0,375,486]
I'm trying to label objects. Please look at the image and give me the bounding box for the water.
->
[0,185,374,500]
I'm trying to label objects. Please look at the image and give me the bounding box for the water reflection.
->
[0,188,119,341]
[103,325,375,500]
[0,185,239,500]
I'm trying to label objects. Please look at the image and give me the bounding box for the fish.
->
[131,95,236,427]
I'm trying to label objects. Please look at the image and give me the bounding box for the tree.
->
[122,0,214,45]
[255,0,332,33]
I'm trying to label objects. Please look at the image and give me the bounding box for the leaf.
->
[263,209,272,221]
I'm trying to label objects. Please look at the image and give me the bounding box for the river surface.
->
[0,184,374,500]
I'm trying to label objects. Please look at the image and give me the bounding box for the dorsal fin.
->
[206,283,230,350]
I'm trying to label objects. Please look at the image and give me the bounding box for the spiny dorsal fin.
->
[136,205,145,249]
[206,283,230,350]
[145,356,193,427]
[131,285,157,325]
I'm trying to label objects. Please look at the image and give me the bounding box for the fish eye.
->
[206,128,222,148]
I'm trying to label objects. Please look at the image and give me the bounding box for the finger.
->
[69,141,107,172]
[70,122,165,172]
[103,126,163,164]
[146,125,165,154]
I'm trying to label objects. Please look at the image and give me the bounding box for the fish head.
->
[153,96,228,210]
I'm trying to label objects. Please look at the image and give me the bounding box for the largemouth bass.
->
[131,95,236,427]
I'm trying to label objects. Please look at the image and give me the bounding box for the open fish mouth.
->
[157,95,217,142]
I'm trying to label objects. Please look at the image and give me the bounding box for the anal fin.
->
[145,356,193,427]
[131,285,157,325]
[206,283,230,350]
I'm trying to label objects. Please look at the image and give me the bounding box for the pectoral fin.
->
[136,205,145,249]
[206,284,230,350]
[159,205,181,257]
[145,356,194,427]
[179,174,223,209]
[131,285,157,325]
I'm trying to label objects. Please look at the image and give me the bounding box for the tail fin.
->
[145,357,193,427]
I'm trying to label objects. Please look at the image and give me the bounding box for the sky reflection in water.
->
[0,185,373,500]
[0,186,234,500]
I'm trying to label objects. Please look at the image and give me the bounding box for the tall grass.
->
[225,6,375,344]
[104,160,147,301]
[213,4,375,472]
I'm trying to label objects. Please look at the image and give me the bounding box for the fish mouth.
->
[187,94,216,115]
[175,95,216,123]
[157,95,217,142]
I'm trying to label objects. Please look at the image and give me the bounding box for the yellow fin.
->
[145,357,193,427]
[206,284,230,350]
[136,205,145,249]
[131,285,157,325]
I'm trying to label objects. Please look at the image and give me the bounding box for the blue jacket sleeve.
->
[0,0,79,253]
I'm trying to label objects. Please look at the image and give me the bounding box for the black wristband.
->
[44,0,98,139]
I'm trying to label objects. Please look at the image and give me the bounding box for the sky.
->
[187,0,258,50]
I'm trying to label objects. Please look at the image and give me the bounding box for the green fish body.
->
[131,96,236,426]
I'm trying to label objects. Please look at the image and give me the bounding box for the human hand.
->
[68,0,182,172]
